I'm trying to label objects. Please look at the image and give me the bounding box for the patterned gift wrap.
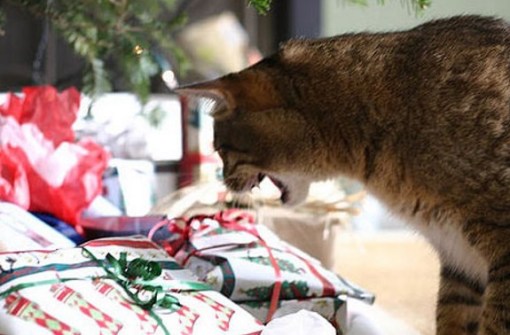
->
[0,236,264,335]
[150,210,374,331]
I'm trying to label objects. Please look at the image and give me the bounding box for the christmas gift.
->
[253,180,364,270]
[149,210,374,333]
[150,180,365,269]
[258,207,341,270]
[0,236,265,335]
[78,215,165,240]
[0,201,75,252]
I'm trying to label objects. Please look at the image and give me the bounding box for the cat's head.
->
[177,56,326,206]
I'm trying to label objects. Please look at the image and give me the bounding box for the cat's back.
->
[410,15,510,38]
[281,15,510,67]
[275,16,510,214]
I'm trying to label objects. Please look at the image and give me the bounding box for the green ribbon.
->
[87,249,173,310]
[0,277,90,299]
[0,247,212,335]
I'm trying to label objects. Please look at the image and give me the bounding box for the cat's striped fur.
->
[178,15,510,335]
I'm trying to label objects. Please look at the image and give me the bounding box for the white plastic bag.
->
[261,310,336,335]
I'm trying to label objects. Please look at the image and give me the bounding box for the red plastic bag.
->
[0,86,80,146]
[0,143,29,208]
[0,86,109,225]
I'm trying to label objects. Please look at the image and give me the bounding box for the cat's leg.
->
[436,265,485,335]
[462,220,510,335]
[479,249,510,335]
[418,222,488,335]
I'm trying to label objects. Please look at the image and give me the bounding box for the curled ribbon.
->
[84,249,174,310]
[149,209,283,323]
[148,218,191,256]
[204,211,282,322]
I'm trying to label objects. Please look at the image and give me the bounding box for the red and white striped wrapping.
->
[0,236,264,335]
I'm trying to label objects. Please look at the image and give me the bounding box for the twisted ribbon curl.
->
[149,209,283,322]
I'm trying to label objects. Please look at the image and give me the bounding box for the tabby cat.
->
[178,15,510,335]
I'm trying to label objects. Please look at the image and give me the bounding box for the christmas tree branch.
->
[1,0,187,102]
[0,0,432,101]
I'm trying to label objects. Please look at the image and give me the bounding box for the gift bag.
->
[0,86,109,224]
[0,201,75,252]
[240,296,346,333]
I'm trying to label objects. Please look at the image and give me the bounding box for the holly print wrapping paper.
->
[162,212,373,303]
[151,210,374,333]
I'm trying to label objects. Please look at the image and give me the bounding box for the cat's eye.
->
[208,101,234,119]
[215,145,227,156]
[215,144,237,156]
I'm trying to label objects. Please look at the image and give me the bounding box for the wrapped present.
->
[258,207,341,270]
[0,201,75,252]
[78,215,165,240]
[100,159,157,216]
[149,210,374,333]
[178,96,222,187]
[0,236,264,335]
[150,180,365,269]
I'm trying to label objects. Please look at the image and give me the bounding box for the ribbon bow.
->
[0,247,212,335]
[149,209,283,322]
[84,249,180,310]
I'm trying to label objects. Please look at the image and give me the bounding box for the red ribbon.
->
[206,210,282,322]
[148,217,191,256]
[214,210,336,298]
[149,209,337,323]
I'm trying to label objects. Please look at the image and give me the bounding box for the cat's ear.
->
[177,68,283,115]
[175,79,234,118]
[175,80,228,102]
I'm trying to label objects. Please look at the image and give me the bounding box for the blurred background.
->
[1,2,510,334]
[2,0,510,227]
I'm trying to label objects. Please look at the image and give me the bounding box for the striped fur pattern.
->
[178,16,510,335]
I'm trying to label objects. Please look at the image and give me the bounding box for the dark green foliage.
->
[344,0,432,13]
[248,0,272,14]
[2,0,187,102]
[0,0,431,101]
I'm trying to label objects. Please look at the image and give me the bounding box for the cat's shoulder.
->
[410,15,510,48]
